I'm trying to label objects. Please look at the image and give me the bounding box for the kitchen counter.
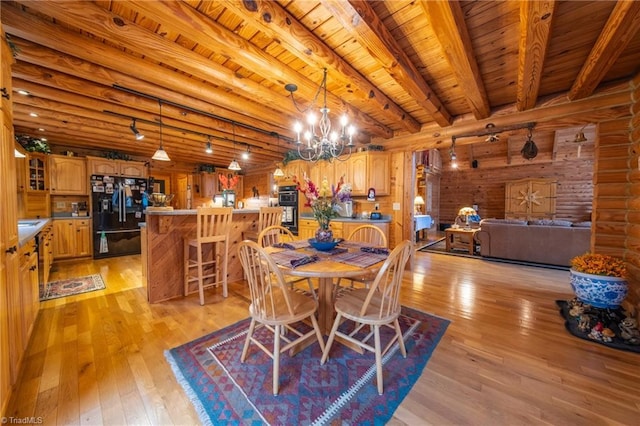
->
[299,214,392,223]
[17,219,52,247]
[145,208,260,216]
[143,209,260,303]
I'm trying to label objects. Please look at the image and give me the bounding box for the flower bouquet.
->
[294,173,342,242]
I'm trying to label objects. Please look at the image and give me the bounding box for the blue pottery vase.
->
[315,226,333,242]
[569,269,628,309]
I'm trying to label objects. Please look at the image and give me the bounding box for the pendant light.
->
[228,122,241,170]
[205,136,213,154]
[152,101,171,162]
[273,134,284,177]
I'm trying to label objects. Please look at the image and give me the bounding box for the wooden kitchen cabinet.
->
[87,156,147,178]
[53,219,91,259]
[40,224,54,285]
[309,160,334,188]
[298,219,343,239]
[49,155,87,195]
[348,152,368,195]
[26,152,49,192]
[367,152,390,196]
[1,28,23,406]
[18,240,38,351]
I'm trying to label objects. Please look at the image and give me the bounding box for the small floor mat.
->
[40,274,106,301]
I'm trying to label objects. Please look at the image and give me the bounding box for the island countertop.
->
[143,209,260,303]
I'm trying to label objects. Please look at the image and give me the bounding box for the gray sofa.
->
[476,218,591,266]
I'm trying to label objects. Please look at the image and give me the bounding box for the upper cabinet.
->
[87,156,147,178]
[49,155,87,195]
[26,153,48,192]
[304,151,390,196]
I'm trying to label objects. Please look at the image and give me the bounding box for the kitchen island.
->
[143,209,260,303]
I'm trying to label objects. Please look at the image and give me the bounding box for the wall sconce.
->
[129,118,144,140]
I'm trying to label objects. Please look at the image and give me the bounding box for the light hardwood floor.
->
[5,251,640,424]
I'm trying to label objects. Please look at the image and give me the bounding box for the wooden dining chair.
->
[242,206,283,242]
[183,207,233,305]
[337,224,388,290]
[238,240,325,395]
[257,225,317,301]
[321,240,413,395]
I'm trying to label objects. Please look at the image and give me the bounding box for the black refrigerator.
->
[91,175,147,259]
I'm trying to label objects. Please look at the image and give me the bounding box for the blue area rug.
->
[165,306,450,425]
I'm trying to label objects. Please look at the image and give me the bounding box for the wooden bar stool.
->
[184,207,233,305]
[242,206,283,242]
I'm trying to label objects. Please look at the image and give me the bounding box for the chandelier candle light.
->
[285,69,356,162]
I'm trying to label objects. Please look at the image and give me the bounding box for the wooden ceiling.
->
[3,1,640,169]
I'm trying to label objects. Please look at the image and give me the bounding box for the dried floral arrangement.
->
[571,253,627,278]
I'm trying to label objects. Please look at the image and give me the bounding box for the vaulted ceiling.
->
[3,1,640,169]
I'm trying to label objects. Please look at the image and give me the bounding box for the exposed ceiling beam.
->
[420,0,491,120]
[173,0,422,134]
[517,1,556,111]
[126,0,394,139]
[321,0,453,127]
[568,0,640,100]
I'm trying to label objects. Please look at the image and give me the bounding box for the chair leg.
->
[273,324,281,395]
[394,319,407,358]
[183,242,189,296]
[221,242,228,297]
[197,245,205,305]
[321,313,342,364]
[309,313,325,352]
[374,325,383,395]
[241,319,257,362]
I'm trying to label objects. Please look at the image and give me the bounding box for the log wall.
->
[438,130,594,224]
[624,73,640,311]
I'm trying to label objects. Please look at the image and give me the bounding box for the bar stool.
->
[184,207,233,305]
[242,206,283,242]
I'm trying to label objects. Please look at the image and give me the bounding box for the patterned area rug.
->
[40,274,106,301]
[165,306,450,425]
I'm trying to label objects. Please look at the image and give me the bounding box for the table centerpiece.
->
[294,173,349,243]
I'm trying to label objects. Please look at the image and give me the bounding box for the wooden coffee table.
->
[444,227,479,255]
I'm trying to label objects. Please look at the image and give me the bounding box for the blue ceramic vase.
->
[569,269,628,309]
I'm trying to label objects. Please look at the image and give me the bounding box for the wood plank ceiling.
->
[3,0,640,169]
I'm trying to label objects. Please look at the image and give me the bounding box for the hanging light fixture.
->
[129,118,144,140]
[152,101,171,162]
[520,124,538,160]
[228,123,241,171]
[573,125,588,158]
[449,136,458,168]
[241,145,250,160]
[285,68,356,162]
[205,136,213,154]
[272,134,285,177]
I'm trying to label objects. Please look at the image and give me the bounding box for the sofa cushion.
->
[480,218,528,225]
[572,221,592,228]
[528,219,573,227]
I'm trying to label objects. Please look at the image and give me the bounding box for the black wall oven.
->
[278,185,298,235]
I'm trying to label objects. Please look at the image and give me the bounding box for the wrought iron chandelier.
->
[285,68,356,162]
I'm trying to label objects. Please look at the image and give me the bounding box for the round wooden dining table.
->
[269,243,386,335]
